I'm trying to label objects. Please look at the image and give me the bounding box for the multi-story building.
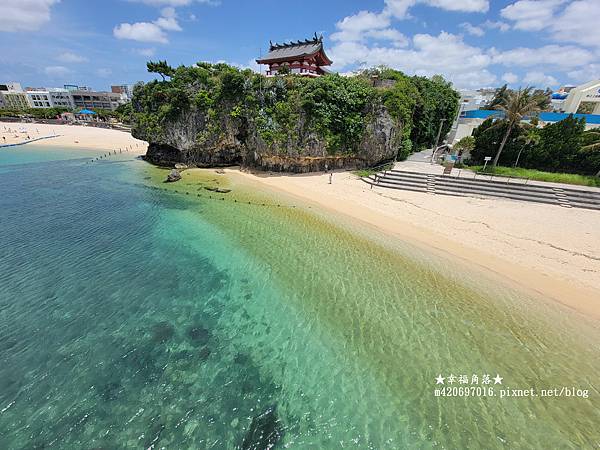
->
[111,84,133,100]
[557,80,600,114]
[24,88,75,109]
[71,90,123,110]
[26,90,52,108]
[49,88,75,108]
[1,92,30,109]
[0,82,23,92]
[1,81,130,111]
[0,82,30,109]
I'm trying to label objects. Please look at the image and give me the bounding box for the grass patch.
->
[470,166,600,187]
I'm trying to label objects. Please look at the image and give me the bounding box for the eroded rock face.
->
[134,104,400,173]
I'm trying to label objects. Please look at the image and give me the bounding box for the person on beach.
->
[329,172,333,184]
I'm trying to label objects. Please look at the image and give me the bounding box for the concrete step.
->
[364,171,600,211]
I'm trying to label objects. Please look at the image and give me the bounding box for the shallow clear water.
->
[0,146,599,449]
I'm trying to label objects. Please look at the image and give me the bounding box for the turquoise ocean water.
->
[0,145,599,449]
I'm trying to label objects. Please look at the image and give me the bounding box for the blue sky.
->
[1,0,599,91]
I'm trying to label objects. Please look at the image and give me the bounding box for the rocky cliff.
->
[131,63,458,173]
[135,103,400,173]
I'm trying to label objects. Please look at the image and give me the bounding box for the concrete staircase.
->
[365,170,600,211]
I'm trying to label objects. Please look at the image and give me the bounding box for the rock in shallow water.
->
[187,325,210,345]
[151,321,175,343]
[241,405,283,450]
[204,186,231,193]
[166,169,181,182]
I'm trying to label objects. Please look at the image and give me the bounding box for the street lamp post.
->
[431,118,446,163]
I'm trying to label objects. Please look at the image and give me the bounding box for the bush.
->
[470,115,599,175]
[453,136,475,153]
[132,62,460,159]
[471,118,523,165]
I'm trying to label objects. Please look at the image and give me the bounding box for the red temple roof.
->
[256,34,332,66]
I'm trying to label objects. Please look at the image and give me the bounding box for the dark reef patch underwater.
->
[0,146,599,449]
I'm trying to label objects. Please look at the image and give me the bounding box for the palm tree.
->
[514,126,540,167]
[492,87,540,167]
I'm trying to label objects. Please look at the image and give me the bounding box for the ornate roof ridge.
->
[269,33,323,51]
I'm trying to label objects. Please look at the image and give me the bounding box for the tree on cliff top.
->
[147,60,175,81]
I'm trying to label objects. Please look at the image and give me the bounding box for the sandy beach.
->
[0,122,147,153]
[223,167,600,320]
[3,121,598,318]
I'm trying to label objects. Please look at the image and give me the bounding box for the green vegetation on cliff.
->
[132,62,459,170]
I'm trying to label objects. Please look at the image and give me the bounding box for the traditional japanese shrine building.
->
[256,34,333,77]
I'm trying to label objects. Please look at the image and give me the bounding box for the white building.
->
[25,88,75,109]
[0,83,30,109]
[71,90,124,110]
[26,90,52,108]
[49,88,75,108]
[559,80,600,114]
[457,89,495,113]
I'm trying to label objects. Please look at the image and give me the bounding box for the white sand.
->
[3,122,597,317]
[0,122,147,153]
[229,168,600,319]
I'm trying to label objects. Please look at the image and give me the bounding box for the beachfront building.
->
[256,34,332,77]
[25,90,52,108]
[48,88,75,108]
[0,92,30,109]
[25,88,75,109]
[0,83,30,109]
[111,84,134,100]
[71,90,123,110]
[557,79,600,114]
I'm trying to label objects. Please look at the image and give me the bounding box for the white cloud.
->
[384,0,415,18]
[0,0,59,32]
[114,6,183,43]
[492,45,594,69]
[551,0,600,48]
[331,10,408,46]
[154,7,182,31]
[500,0,566,31]
[460,22,484,37]
[366,28,409,46]
[483,20,510,32]
[44,65,71,77]
[129,0,219,5]
[331,10,391,42]
[329,32,496,89]
[57,52,88,63]
[502,72,519,84]
[384,0,488,19]
[523,71,558,87]
[423,0,489,13]
[566,64,600,83]
[113,22,168,43]
[136,47,156,57]
[96,68,112,77]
